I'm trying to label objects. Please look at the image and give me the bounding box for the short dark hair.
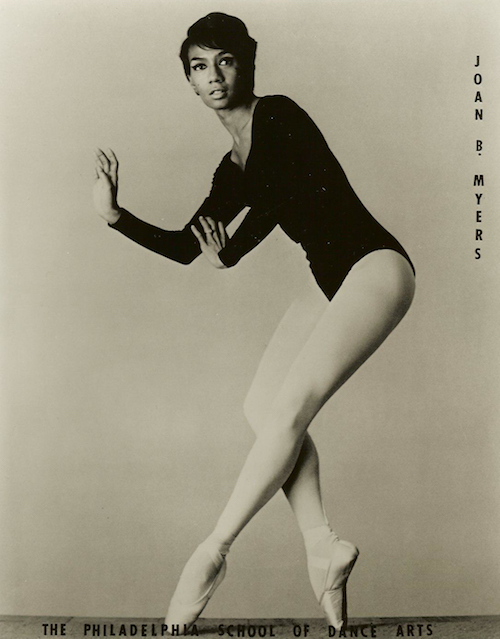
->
[179,13,257,91]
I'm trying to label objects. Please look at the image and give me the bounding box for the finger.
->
[95,154,106,170]
[95,152,106,170]
[218,221,226,248]
[202,217,220,247]
[96,148,110,172]
[108,149,119,185]
[191,225,207,248]
[206,218,221,250]
[108,148,118,167]
[95,156,108,174]
[199,216,213,238]
[96,164,107,178]
[205,216,217,232]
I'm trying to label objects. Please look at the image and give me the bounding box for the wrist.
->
[107,207,122,225]
[214,254,228,269]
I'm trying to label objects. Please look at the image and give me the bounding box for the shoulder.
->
[257,94,308,120]
[256,95,317,135]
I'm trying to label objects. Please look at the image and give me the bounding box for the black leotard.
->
[110,95,415,300]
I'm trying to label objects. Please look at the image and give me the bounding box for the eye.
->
[219,57,234,67]
[191,62,206,72]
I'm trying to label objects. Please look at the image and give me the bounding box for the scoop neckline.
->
[226,96,268,174]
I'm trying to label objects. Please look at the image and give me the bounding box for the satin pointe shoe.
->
[307,539,359,630]
[164,542,227,634]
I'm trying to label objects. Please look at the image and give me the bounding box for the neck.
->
[215,94,259,144]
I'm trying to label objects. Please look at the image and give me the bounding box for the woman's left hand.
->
[191,216,228,269]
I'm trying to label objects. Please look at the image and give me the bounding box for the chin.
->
[212,100,234,110]
[207,95,236,110]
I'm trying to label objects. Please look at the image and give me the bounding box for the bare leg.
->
[243,275,330,531]
[213,251,415,539]
[166,250,415,630]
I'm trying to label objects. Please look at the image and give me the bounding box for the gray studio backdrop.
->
[1,0,499,620]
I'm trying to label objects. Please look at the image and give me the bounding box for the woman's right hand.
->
[93,148,121,224]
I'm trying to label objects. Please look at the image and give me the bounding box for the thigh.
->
[244,274,329,424]
[267,250,416,432]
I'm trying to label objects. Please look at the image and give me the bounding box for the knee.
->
[245,389,314,440]
[260,397,312,441]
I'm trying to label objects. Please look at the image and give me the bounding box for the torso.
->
[220,95,415,300]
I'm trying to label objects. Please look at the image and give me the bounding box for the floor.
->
[0,616,499,639]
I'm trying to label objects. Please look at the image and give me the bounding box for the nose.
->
[208,63,223,83]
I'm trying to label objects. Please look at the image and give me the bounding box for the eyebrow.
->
[189,51,234,63]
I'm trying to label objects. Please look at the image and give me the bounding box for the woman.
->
[93,12,416,631]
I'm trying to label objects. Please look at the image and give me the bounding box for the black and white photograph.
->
[1,1,499,638]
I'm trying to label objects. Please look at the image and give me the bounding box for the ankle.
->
[302,524,338,552]
[205,531,236,557]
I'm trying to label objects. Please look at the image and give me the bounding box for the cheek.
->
[230,68,244,88]
[234,70,249,93]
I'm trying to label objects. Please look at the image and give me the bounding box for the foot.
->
[304,528,359,630]
[164,539,227,633]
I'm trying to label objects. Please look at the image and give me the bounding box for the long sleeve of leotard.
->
[108,159,247,265]
[218,203,280,267]
[109,96,345,269]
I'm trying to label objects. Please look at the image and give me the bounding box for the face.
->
[187,45,247,109]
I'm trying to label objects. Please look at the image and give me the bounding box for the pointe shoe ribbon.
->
[307,539,359,630]
[165,545,227,634]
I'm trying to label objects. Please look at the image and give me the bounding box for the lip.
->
[210,88,227,97]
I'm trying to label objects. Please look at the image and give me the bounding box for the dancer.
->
[93,12,416,630]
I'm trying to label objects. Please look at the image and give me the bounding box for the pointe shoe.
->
[307,539,359,630]
[165,543,227,634]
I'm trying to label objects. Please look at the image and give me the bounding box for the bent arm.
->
[109,207,204,265]
[108,158,246,265]
[110,203,278,268]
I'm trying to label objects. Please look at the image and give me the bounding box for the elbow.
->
[179,254,197,265]
[175,245,201,265]
[218,250,238,269]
